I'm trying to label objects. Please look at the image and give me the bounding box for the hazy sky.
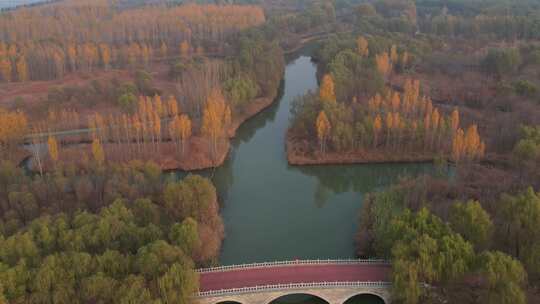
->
[0,0,47,9]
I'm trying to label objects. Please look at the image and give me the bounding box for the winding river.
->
[202,54,434,266]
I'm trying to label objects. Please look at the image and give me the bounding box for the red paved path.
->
[199,264,391,292]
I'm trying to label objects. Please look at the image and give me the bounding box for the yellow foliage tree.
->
[178,114,192,154]
[319,74,336,103]
[0,109,28,153]
[48,136,59,163]
[202,88,227,156]
[376,52,391,76]
[452,128,465,161]
[464,124,484,159]
[92,138,105,165]
[154,95,164,117]
[316,111,331,154]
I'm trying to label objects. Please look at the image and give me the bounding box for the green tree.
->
[132,198,161,226]
[449,200,493,250]
[0,282,6,304]
[390,209,474,304]
[158,262,199,304]
[223,76,259,112]
[169,218,200,257]
[163,175,216,222]
[135,241,188,280]
[478,251,527,304]
[499,187,540,274]
[481,48,521,78]
[117,275,155,304]
[118,92,138,113]
[81,273,118,304]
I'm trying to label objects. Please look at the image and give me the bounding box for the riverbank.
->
[286,135,437,166]
[30,91,279,173]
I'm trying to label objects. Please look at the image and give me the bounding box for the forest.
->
[0,1,265,81]
[0,0,284,171]
[0,160,223,303]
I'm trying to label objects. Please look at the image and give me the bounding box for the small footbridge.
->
[195,259,392,304]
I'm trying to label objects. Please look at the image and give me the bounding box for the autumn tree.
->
[0,109,28,157]
[452,128,465,161]
[170,114,192,155]
[319,74,336,103]
[376,52,391,77]
[202,88,228,157]
[92,138,105,165]
[47,136,59,163]
[316,111,331,154]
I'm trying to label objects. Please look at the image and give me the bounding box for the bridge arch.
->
[267,292,330,304]
[343,293,386,304]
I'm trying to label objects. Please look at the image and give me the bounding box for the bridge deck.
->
[199,263,391,292]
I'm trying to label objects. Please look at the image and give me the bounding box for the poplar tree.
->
[178,115,192,155]
[316,111,331,154]
[202,88,227,157]
[319,74,336,103]
[376,52,391,76]
[47,136,59,163]
[92,138,105,165]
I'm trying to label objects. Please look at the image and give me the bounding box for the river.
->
[204,54,434,267]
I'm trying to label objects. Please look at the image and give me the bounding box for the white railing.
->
[196,281,392,298]
[197,259,390,273]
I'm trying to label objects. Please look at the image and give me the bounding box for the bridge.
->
[195,259,392,304]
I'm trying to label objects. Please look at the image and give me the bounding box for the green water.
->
[204,55,434,266]
[267,293,385,304]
